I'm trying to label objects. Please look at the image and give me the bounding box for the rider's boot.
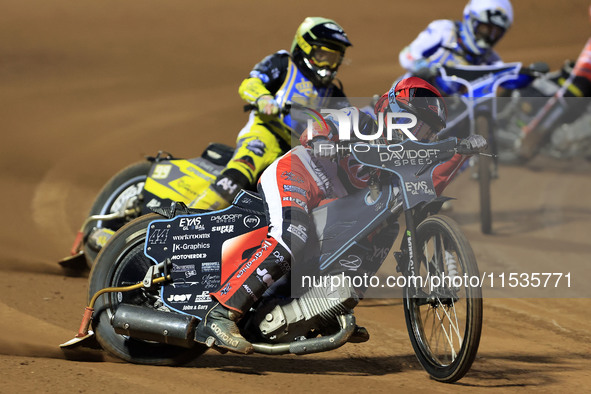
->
[190,170,252,210]
[188,185,231,210]
[194,238,292,354]
[515,128,547,161]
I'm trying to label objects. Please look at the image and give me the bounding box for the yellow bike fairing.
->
[143,159,218,204]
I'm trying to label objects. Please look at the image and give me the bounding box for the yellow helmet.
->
[290,17,352,86]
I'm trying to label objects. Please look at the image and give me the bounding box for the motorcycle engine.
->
[251,278,359,343]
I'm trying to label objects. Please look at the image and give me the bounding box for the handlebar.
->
[433,61,549,92]
[329,137,491,163]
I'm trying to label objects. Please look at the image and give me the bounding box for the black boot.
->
[194,303,253,354]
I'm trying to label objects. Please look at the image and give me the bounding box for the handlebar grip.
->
[519,62,550,78]
[455,139,481,155]
[455,144,493,156]
[455,145,474,155]
[243,103,292,115]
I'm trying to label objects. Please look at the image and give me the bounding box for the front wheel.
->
[403,215,482,383]
[89,213,206,365]
[83,161,152,267]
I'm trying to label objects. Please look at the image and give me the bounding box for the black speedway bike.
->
[62,137,483,383]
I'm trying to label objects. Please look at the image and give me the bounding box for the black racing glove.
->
[457,135,488,155]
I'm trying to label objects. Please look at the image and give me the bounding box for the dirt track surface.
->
[2,1,591,392]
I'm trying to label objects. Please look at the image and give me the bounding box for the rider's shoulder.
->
[288,145,310,161]
[271,50,290,59]
[424,19,456,36]
[262,50,289,58]
[255,51,290,69]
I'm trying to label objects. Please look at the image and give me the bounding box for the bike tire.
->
[403,215,482,383]
[89,213,207,365]
[83,160,152,267]
[476,116,493,234]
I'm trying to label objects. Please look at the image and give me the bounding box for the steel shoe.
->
[194,303,253,354]
[348,325,370,343]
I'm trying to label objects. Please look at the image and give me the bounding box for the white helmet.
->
[460,0,513,55]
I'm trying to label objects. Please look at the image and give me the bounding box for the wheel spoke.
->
[450,295,463,345]
[437,297,463,342]
[434,299,458,361]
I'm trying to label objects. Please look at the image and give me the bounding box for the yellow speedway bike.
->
[60,106,295,270]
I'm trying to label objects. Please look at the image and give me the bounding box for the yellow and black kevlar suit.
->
[189,50,348,210]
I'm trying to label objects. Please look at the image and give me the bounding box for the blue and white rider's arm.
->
[399,20,454,74]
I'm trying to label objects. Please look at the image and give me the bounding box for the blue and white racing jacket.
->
[399,20,502,78]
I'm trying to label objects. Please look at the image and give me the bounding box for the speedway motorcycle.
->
[60,105,298,270]
[59,143,235,270]
[431,61,547,234]
[62,137,483,383]
[497,44,591,161]
[500,6,591,161]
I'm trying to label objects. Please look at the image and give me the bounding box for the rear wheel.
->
[83,161,152,267]
[476,116,493,234]
[404,215,482,383]
[89,213,206,365]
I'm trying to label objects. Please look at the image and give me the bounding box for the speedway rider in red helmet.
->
[373,77,487,193]
[194,77,487,354]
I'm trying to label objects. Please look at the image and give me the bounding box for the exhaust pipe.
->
[252,314,356,355]
[112,304,197,348]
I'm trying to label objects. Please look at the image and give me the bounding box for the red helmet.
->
[375,77,447,142]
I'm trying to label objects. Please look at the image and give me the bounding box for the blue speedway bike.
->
[433,62,547,233]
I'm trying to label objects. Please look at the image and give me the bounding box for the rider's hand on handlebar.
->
[255,95,280,116]
[310,137,337,159]
[414,66,438,80]
[457,135,488,155]
[413,60,439,80]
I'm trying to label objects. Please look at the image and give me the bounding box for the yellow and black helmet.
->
[290,17,352,87]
